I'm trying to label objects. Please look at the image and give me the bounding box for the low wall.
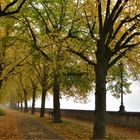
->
[61,109,94,121]
[106,111,140,128]
[56,109,140,128]
[34,108,140,128]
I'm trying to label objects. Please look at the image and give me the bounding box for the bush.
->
[0,109,5,116]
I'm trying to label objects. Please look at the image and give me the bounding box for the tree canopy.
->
[0,0,140,139]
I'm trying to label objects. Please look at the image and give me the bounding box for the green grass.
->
[0,108,5,116]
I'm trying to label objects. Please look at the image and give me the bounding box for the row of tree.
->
[0,0,140,139]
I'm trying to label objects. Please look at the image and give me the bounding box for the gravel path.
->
[0,110,64,140]
[15,112,64,140]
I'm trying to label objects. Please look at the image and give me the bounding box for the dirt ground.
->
[0,109,140,140]
[0,110,20,140]
[0,109,63,140]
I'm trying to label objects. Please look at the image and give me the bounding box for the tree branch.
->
[30,2,50,33]
[84,11,97,40]
[97,0,103,36]
[3,0,18,12]
[104,0,128,39]
[104,0,110,29]
[67,47,95,66]
[112,13,140,41]
[121,32,140,47]
[42,1,56,30]
[24,15,50,61]
[109,43,139,68]
[113,23,137,53]
[0,0,26,17]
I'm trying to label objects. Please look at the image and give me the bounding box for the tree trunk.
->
[40,87,46,118]
[53,74,62,123]
[0,63,3,89]
[20,101,23,112]
[23,89,28,112]
[0,79,2,89]
[92,55,108,139]
[31,88,36,115]
[24,95,28,113]
[17,101,20,110]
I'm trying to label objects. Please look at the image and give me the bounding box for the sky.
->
[34,81,140,112]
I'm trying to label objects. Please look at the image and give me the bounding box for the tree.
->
[8,0,140,138]
[0,17,31,90]
[125,47,140,79]
[66,0,140,139]
[27,0,95,123]
[18,0,90,122]
[107,62,132,99]
[27,55,52,118]
[0,0,27,97]
[36,62,52,118]
[28,72,39,115]
[62,58,94,102]
[19,72,32,113]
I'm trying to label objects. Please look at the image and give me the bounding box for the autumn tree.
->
[107,62,132,99]
[66,0,140,139]
[7,0,140,138]
[0,0,27,99]
[28,70,39,115]
[34,60,52,118]
[125,47,140,79]
[61,55,94,102]
[0,17,31,91]
[26,0,96,123]
[0,74,24,111]
[15,0,83,122]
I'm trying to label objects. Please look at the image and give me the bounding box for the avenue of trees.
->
[0,0,140,139]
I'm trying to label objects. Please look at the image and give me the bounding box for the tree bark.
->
[40,87,46,118]
[17,101,20,110]
[24,91,28,113]
[0,63,3,89]
[20,101,23,112]
[92,48,108,139]
[31,88,36,115]
[0,79,2,89]
[53,74,62,123]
